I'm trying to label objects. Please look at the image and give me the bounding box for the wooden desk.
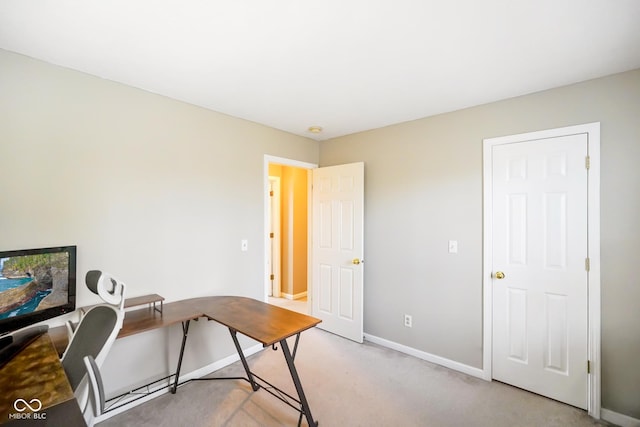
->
[0,334,84,426]
[197,296,321,346]
[198,297,321,427]
[117,296,320,343]
[1,296,321,426]
[112,296,321,426]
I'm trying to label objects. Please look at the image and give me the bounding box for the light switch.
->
[241,240,248,251]
[448,240,458,253]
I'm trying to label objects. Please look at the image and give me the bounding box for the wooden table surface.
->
[0,334,77,423]
[48,295,321,353]
[119,296,322,346]
[118,298,204,338]
[197,296,322,346]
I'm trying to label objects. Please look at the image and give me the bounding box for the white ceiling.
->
[1,1,639,141]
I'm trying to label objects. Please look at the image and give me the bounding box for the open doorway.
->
[265,156,365,342]
[264,156,317,315]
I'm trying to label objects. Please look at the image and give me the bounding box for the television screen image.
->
[0,246,76,335]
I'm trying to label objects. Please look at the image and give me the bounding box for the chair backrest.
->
[62,270,126,411]
[83,355,105,427]
[61,305,119,390]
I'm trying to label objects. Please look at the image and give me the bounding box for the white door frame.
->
[268,176,281,298]
[263,155,317,303]
[482,122,601,417]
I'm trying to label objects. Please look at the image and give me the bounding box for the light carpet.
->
[97,328,609,427]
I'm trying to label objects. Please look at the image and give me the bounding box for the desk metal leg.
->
[171,320,191,394]
[229,329,260,391]
[280,338,317,427]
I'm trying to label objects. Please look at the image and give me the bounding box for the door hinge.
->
[269,190,274,196]
[269,232,274,238]
[585,257,590,272]
[587,360,591,374]
[270,274,275,280]
[585,155,590,169]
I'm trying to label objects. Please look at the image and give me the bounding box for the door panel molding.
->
[482,123,600,417]
[311,162,364,343]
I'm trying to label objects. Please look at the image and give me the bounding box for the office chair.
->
[61,270,126,413]
[83,355,105,427]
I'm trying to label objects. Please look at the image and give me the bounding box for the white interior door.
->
[491,133,588,409]
[311,162,364,343]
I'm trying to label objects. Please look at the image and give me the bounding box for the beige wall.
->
[0,49,319,394]
[289,167,308,296]
[320,68,640,419]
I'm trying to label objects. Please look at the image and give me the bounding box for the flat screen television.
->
[0,245,76,336]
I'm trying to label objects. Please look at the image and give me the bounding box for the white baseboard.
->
[363,333,485,379]
[280,291,307,300]
[96,343,263,422]
[601,408,640,427]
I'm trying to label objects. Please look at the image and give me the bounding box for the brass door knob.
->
[495,271,505,279]
[352,258,363,265]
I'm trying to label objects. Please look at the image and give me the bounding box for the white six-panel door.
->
[491,133,589,409]
[311,162,364,343]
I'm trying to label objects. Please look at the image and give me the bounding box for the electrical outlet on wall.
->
[404,314,412,328]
